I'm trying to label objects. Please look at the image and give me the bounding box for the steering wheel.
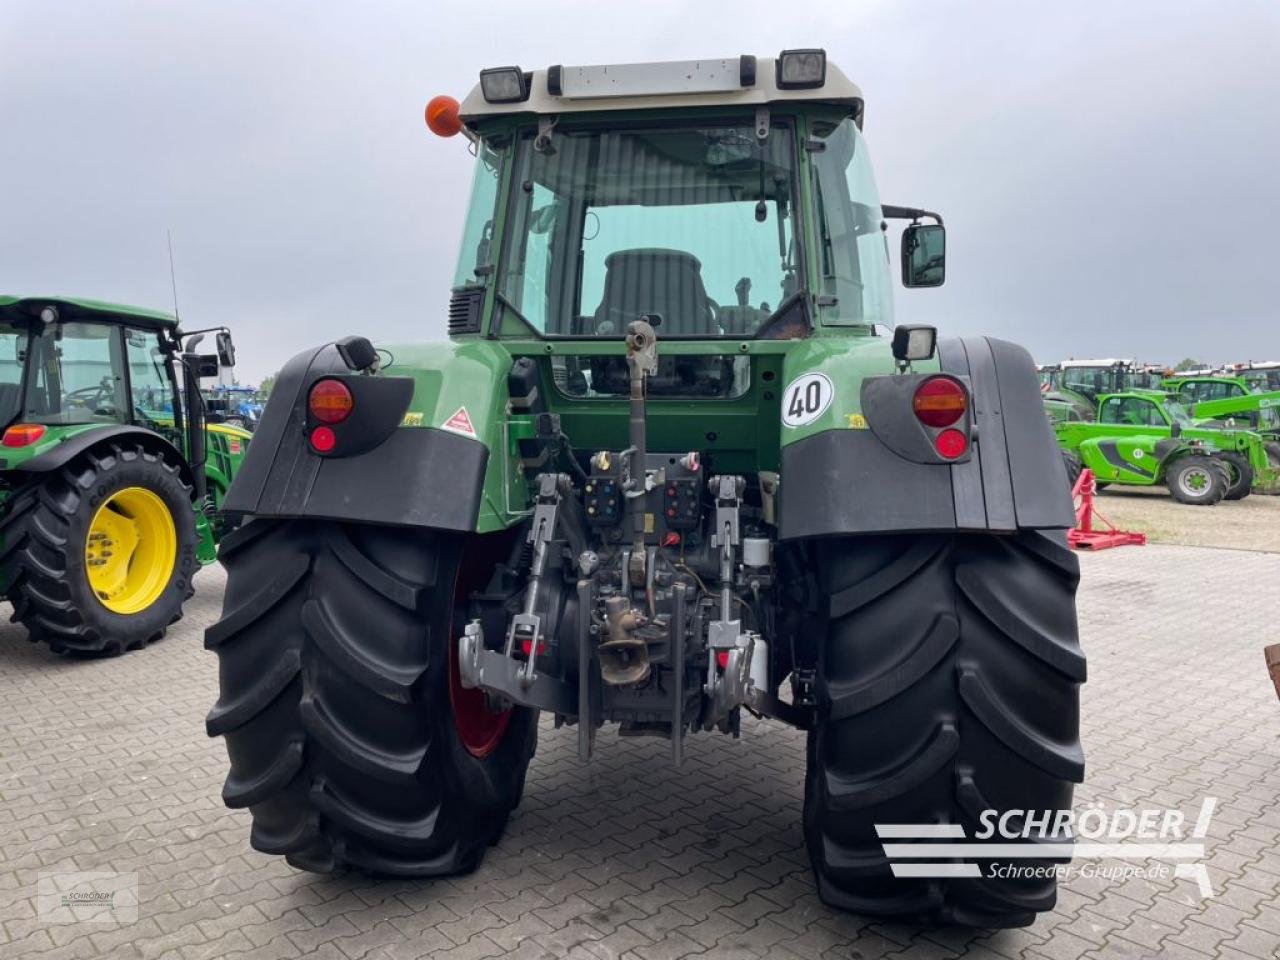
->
[66,382,121,417]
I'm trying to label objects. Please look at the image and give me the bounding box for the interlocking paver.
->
[3,545,1280,958]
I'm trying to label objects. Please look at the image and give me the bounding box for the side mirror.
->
[216,331,236,369]
[902,223,946,288]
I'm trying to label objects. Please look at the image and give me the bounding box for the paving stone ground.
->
[2,543,1279,960]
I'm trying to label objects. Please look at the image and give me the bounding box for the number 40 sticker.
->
[782,373,834,427]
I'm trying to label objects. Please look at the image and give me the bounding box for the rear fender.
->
[11,425,196,495]
[778,336,1075,538]
[222,340,519,532]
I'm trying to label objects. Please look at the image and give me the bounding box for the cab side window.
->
[125,329,180,445]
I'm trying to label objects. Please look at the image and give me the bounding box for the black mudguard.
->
[778,336,1074,539]
[7,425,196,494]
[222,344,488,532]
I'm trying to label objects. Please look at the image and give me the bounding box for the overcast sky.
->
[2,1,1277,383]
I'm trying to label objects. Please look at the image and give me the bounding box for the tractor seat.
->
[592,248,715,336]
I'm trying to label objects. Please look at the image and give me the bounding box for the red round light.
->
[425,95,463,137]
[913,376,967,428]
[310,426,337,453]
[309,379,353,424]
[935,428,967,460]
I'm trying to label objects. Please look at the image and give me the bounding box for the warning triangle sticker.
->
[441,406,477,439]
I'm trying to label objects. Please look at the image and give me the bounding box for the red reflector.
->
[310,425,337,453]
[520,639,547,656]
[935,428,968,459]
[309,379,354,424]
[913,376,967,427]
[2,424,46,447]
[716,650,729,670]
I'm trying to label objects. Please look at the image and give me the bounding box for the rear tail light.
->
[309,379,353,424]
[934,428,968,460]
[2,424,46,447]
[309,426,337,453]
[912,376,967,427]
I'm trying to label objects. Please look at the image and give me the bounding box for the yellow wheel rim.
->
[85,486,177,615]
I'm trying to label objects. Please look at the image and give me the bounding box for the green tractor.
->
[1233,361,1280,393]
[1041,359,1167,422]
[1055,391,1279,504]
[0,296,250,654]
[206,52,1084,927]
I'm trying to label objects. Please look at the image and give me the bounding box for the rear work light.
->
[309,379,354,424]
[2,423,46,447]
[912,376,967,428]
[776,48,826,89]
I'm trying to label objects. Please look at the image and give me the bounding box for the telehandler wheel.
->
[1166,457,1227,506]
[0,442,198,655]
[1213,452,1253,501]
[804,531,1085,928]
[206,520,537,877]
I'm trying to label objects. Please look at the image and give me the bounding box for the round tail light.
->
[310,426,337,453]
[913,376,967,427]
[309,379,353,424]
[934,428,968,460]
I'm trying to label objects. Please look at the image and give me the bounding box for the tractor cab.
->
[1096,392,1187,429]
[0,297,236,461]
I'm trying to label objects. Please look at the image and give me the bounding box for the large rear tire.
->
[0,442,198,655]
[1060,450,1082,488]
[206,519,536,876]
[804,530,1085,928]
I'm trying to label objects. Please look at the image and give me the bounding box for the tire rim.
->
[85,486,177,614]
[446,552,512,759]
[1179,466,1211,498]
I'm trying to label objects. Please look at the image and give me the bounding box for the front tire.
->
[206,520,536,876]
[804,531,1085,928]
[1166,457,1227,505]
[1213,451,1252,500]
[0,442,198,654]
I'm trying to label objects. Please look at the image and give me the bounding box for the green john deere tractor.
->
[206,52,1085,928]
[1055,391,1280,504]
[0,296,250,654]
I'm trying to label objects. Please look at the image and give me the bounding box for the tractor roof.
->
[0,295,177,330]
[1060,358,1135,368]
[458,53,863,127]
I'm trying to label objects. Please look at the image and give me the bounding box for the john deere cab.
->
[0,296,249,654]
[207,52,1084,928]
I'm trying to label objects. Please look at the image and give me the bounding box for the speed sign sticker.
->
[782,373,834,427]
